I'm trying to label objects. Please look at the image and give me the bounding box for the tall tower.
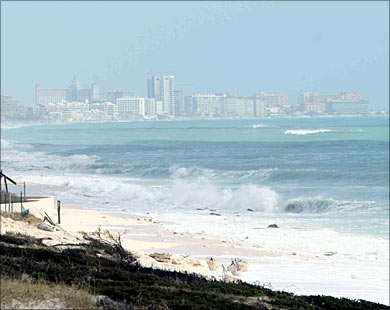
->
[91,83,99,102]
[68,75,80,102]
[35,84,41,106]
[147,75,175,115]
[254,92,266,117]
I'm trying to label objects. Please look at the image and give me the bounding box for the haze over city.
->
[1,1,389,308]
[1,1,389,111]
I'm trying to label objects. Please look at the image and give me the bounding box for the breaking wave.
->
[284,129,332,135]
[283,198,377,214]
[284,198,337,213]
[1,138,384,218]
[19,171,281,212]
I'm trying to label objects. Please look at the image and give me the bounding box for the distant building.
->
[36,76,99,106]
[1,95,28,120]
[254,94,266,117]
[297,92,338,113]
[35,84,67,106]
[298,91,369,114]
[174,90,184,116]
[326,100,370,114]
[186,94,225,117]
[239,96,255,117]
[91,84,99,102]
[155,100,164,115]
[116,97,157,119]
[90,102,118,120]
[185,93,255,118]
[107,90,136,104]
[223,94,254,117]
[147,75,175,115]
[222,94,238,116]
[144,98,157,116]
[184,96,195,116]
[68,76,80,102]
[254,92,287,116]
[59,101,90,122]
[339,91,362,102]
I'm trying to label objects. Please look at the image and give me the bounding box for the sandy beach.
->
[2,200,388,306]
[1,201,251,280]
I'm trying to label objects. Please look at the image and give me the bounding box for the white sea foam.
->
[160,211,389,263]
[169,166,216,179]
[284,129,332,135]
[1,139,13,149]
[2,135,389,304]
[252,124,268,129]
[17,171,280,213]
[1,122,45,129]
[168,165,275,181]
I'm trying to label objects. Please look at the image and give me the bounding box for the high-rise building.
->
[174,90,184,116]
[147,75,175,115]
[239,96,255,117]
[223,94,239,116]
[298,91,367,114]
[36,76,99,106]
[117,97,150,119]
[144,98,157,116]
[254,92,288,116]
[222,95,254,117]
[184,96,195,116]
[339,91,361,102]
[68,76,80,102]
[297,92,337,113]
[326,100,370,114]
[91,84,99,102]
[254,94,266,117]
[35,84,67,106]
[186,94,224,117]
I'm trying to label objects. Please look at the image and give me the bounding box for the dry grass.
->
[0,211,42,226]
[1,276,98,309]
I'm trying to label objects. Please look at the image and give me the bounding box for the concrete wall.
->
[1,196,56,221]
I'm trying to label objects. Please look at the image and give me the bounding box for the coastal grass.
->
[0,276,97,309]
[1,211,41,226]
[0,232,388,310]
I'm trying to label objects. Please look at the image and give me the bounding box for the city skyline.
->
[1,2,389,111]
[5,74,377,109]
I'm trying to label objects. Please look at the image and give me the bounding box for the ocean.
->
[1,116,389,303]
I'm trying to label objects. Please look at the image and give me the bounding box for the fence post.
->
[5,192,8,212]
[11,194,13,213]
[8,192,11,213]
[20,191,23,213]
[57,200,61,224]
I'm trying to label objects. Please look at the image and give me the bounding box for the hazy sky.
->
[1,1,389,110]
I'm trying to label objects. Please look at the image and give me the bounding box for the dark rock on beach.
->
[267,224,279,228]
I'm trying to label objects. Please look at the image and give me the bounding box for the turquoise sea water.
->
[2,116,389,304]
[2,117,389,239]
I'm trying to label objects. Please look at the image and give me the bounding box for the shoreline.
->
[59,204,390,305]
[1,113,389,129]
[1,200,389,305]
